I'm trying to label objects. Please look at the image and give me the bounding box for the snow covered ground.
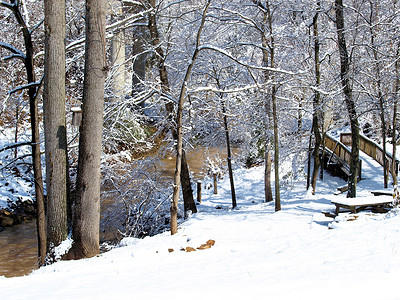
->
[1,150,400,300]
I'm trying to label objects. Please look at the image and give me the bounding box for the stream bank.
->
[0,200,36,231]
[0,146,239,277]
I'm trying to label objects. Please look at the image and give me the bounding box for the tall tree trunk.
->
[109,0,126,100]
[124,1,146,101]
[30,78,46,267]
[147,0,197,216]
[214,75,237,208]
[264,150,273,202]
[392,43,400,186]
[335,0,360,198]
[71,0,106,259]
[260,2,273,203]
[271,84,281,211]
[181,149,197,215]
[44,0,69,251]
[221,97,237,208]
[311,0,322,195]
[264,0,281,211]
[14,103,19,159]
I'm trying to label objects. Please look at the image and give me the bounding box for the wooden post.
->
[213,172,217,194]
[71,106,83,127]
[197,181,201,203]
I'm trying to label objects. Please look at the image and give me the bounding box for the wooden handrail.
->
[340,132,399,175]
[324,134,362,179]
[325,134,352,166]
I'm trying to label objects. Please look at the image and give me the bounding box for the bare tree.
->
[262,0,281,210]
[70,0,107,258]
[213,72,237,208]
[43,0,69,253]
[311,0,322,195]
[171,0,211,234]
[147,0,197,217]
[335,0,360,198]
[392,42,400,186]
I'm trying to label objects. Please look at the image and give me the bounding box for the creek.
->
[0,147,235,277]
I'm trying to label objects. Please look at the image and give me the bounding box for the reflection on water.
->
[0,220,38,277]
[0,146,237,277]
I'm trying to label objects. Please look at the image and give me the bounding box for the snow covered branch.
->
[198,44,298,76]
[187,84,259,95]
[34,9,154,59]
[0,141,31,153]
[0,1,15,10]
[8,81,42,95]
[0,41,26,61]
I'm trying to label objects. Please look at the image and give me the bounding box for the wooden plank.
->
[322,211,337,218]
[371,191,393,196]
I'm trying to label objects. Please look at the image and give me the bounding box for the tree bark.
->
[392,43,400,186]
[71,0,106,259]
[335,0,360,198]
[181,149,197,215]
[260,2,273,203]
[44,0,69,251]
[264,150,273,202]
[264,0,281,211]
[271,84,281,211]
[221,97,237,208]
[311,0,322,195]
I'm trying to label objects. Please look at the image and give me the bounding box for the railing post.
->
[213,172,217,194]
[197,181,202,203]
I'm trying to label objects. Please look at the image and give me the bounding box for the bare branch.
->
[2,54,25,61]
[198,44,298,75]
[0,41,26,60]
[0,1,15,10]
[188,84,259,95]
[8,81,42,95]
[0,141,31,153]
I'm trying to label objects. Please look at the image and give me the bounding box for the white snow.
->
[0,129,33,209]
[1,148,400,300]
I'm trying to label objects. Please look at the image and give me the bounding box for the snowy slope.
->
[0,128,35,208]
[1,155,400,300]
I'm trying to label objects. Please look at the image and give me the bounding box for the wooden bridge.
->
[321,133,399,181]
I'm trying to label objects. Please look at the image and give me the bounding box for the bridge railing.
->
[324,134,362,180]
[340,132,399,175]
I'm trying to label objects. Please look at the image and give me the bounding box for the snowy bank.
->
[1,162,400,299]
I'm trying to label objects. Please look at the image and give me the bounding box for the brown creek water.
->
[0,220,38,277]
[0,147,235,278]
